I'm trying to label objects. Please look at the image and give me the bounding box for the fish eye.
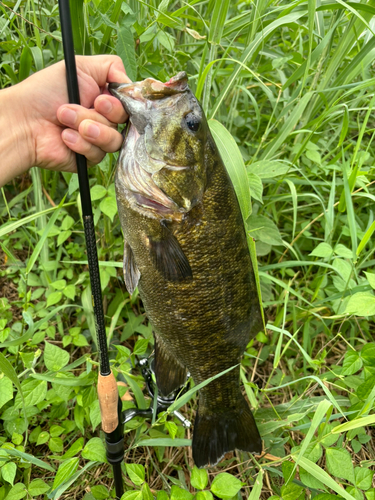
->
[185,113,200,132]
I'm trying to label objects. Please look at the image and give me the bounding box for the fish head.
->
[109,73,209,218]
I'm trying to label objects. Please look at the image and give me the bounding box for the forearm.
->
[0,85,34,187]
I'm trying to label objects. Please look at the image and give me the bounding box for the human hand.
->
[2,55,129,185]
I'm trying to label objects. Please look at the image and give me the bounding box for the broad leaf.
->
[82,437,107,463]
[325,447,355,483]
[191,467,208,490]
[211,473,242,500]
[346,293,375,316]
[44,342,70,371]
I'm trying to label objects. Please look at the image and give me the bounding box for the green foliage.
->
[1,0,375,498]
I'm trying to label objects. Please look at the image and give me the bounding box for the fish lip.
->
[108,82,132,96]
[108,82,144,108]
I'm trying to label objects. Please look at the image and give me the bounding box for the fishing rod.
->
[57,3,192,497]
[57,1,124,498]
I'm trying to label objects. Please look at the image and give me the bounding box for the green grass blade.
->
[262,92,312,160]
[61,260,122,268]
[267,324,317,368]
[136,438,191,447]
[69,0,90,55]
[285,179,298,239]
[0,203,74,238]
[123,373,147,410]
[291,399,332,482]
[19,46,32,82]
[357,220,375,256]
[248,470,264,500]
[209,119,251,219]
[293,456,357,500]
[338,104,349,147]
[25,198,65,274]
[99,0,123,53]
[167,364,238,414]
[248,237,266,329]
[283,22,339,90]
[332,414,375,433]
[264,375,345,417]
[3,447,55,472]
[261,261,347,281]
[208,0,230,44]
[335,0,375,34]
[210,11,306,119]
[49,461,96,500]
[338,93,375,211]
[0,352,27,439]
[107,299,128,347]
[340,162,357,260]
[31,373,94,387]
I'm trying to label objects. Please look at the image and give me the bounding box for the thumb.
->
[76,54,132,87]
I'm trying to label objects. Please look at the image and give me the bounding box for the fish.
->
[109,72,263,468]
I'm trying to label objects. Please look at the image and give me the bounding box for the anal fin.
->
[154,333,188,397]
[123,241,140,294]
[149,222,192,282]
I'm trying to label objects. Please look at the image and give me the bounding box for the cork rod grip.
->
[98,372,119,433]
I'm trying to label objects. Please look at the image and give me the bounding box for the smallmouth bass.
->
[109,73,262,467]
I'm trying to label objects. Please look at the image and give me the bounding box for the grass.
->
[0,0,375,499]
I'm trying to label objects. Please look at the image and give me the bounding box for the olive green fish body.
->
[110,73,262,467]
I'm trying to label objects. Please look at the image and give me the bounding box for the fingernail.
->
[60,107,77,126]
[63,129,78,144]
[100,99,112,114]
[85,123,100,139]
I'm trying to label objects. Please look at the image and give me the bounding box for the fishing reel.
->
[122,357,191,428]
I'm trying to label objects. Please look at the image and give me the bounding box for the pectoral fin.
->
[123,241,140,294]
[149,222,192,282]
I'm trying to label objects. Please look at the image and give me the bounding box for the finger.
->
[61,129,107,165]
[76,55,132,87]
[57,104,115,131]
[94,95,128,124]
[78,119,124,153]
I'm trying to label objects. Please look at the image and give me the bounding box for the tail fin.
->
[192,395,262,468]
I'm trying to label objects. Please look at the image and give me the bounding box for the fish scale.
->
[109,73,263,467]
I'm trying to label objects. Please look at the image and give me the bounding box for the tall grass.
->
[0,0,374,499]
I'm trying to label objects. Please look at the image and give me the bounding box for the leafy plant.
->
[1,0,375,499]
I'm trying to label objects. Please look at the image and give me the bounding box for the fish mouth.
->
[109,82,146,107]
[109,73,187,101]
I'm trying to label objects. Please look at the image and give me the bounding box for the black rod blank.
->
[58,0,91,218]
[57,4,125,498]
[58,0,110,376]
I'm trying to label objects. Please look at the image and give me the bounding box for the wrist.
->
[0,84,35,187]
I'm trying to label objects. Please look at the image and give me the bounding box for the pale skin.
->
[0,55,130,188]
